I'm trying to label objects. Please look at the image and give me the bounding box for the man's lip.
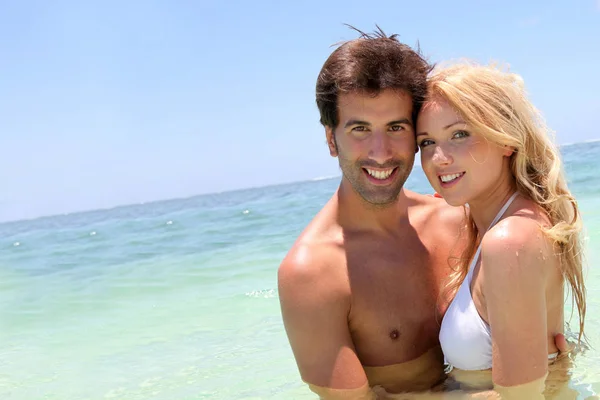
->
[362,166,398,176]
[362,167,399,184]
[362,166,398,171]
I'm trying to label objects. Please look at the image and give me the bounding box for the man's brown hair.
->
[316,25,433,128]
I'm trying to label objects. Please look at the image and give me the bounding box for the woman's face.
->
[416,99,512,207]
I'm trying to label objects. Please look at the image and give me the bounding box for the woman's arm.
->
[481,217,552,390]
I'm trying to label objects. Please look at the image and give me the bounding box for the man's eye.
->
[353,126,366,132]
[390,125,404,132]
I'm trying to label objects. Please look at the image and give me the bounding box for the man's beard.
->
[338,155,412,207]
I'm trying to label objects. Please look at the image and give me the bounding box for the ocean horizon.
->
[4,139,597,226]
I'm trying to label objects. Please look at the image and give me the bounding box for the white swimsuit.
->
[439,193,557,370]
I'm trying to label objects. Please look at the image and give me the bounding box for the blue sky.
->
[1,0,599,222]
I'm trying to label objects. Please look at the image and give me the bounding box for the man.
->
[278,27,462,398]
[278,27,568,399]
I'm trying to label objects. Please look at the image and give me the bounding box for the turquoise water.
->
[1,141,599,399]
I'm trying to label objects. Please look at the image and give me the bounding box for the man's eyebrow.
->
[344,120,371,128]
[388,119,412,127]
[343,118,413,128]
[444,120,466,130]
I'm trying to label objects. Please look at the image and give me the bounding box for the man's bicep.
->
[278,259,367,390]
[282,300,366,389]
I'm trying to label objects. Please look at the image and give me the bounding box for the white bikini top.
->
[439,193,519,371]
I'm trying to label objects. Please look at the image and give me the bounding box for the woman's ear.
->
[503,145,516,157]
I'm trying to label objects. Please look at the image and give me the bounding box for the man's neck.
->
[335,179,410,233]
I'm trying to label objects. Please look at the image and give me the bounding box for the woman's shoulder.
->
[484,196,552,252]
[481,203,556,281]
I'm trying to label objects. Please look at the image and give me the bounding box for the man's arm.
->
[278,244,371,398]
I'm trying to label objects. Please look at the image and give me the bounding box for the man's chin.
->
[359,191,402,208]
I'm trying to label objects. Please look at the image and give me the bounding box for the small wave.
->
[245,289,277,298]
[311,175,340,181]
[561,139,600,147]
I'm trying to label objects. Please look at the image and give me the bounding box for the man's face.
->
[326,89,416,206]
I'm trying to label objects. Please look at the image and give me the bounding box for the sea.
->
[1,141,599,400]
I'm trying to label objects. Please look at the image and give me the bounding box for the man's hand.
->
[553,333,574,358]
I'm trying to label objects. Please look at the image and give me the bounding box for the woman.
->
[415,62,587,396]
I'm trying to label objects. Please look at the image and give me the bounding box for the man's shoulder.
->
[277,237,351,322]
[406,189,448,209]
[278,235,345,286]
[278,201,348,296]
[279,240,332,277]
[406,190,465,228]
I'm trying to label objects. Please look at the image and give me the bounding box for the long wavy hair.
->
[429,62,587,342]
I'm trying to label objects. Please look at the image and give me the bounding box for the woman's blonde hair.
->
[429,61,587,342]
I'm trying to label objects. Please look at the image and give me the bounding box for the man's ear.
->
[326,127,338,157]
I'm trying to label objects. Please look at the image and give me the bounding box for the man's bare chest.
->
[343,240,444,366]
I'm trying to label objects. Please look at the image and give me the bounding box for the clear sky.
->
[1,0,599,222]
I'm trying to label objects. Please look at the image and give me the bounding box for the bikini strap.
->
[466,192,519,279]
[487,192,519,232]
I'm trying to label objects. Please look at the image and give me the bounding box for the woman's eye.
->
[453,130,470,139]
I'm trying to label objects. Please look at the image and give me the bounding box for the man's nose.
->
[368,131,393,165]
